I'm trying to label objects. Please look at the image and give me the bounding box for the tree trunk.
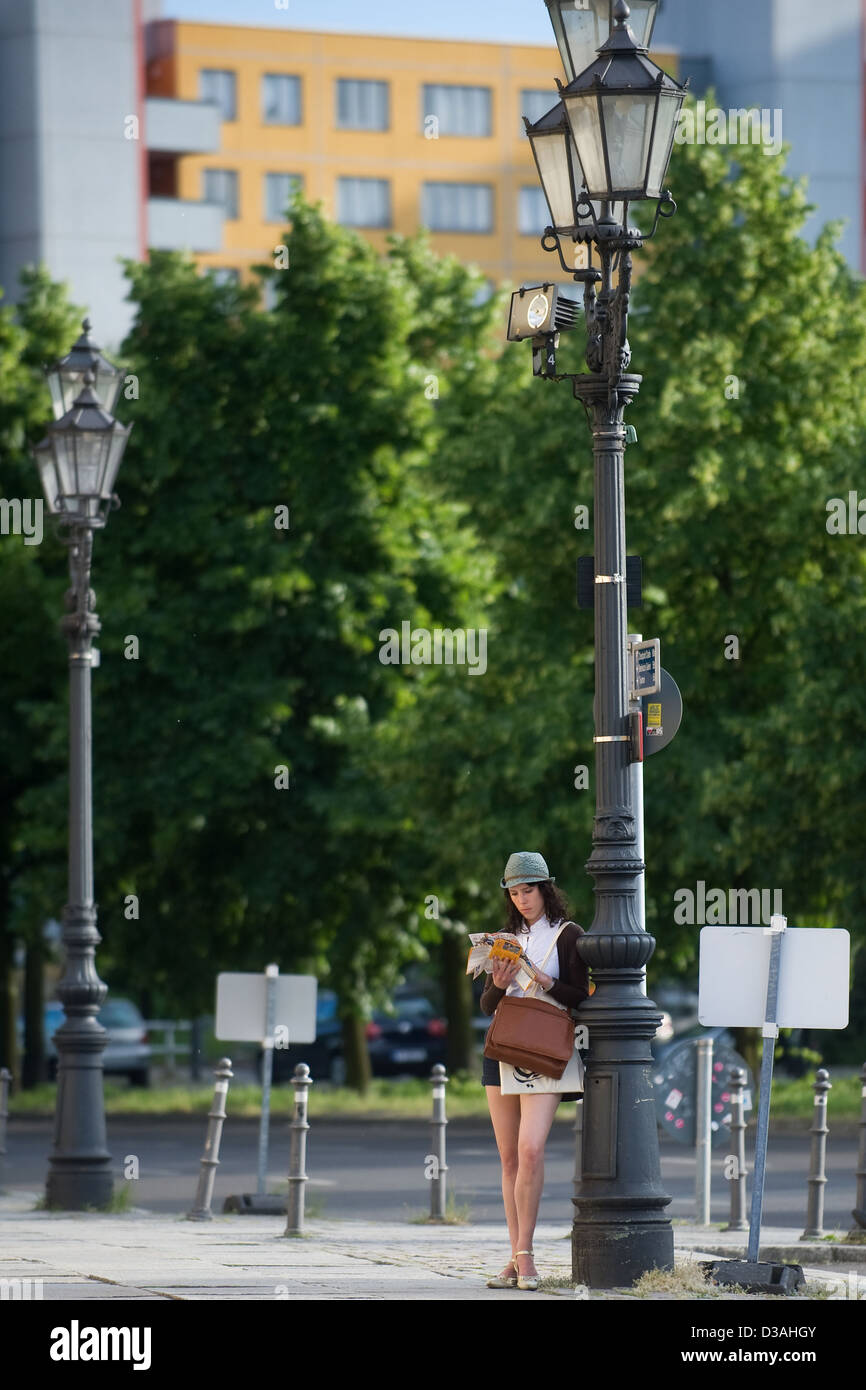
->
[341,1013,372,1094]
[441,930,473,1073]
[22,938,46,1088]
[0,923,17,1083]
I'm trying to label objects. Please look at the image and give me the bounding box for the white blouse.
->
[505,913,561,998]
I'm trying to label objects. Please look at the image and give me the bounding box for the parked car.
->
[18,998,152,1086]
[366,995,447,1078]
[267,989,447,1084]
[268,990,344,1085]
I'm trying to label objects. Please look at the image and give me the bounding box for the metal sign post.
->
[256,964,279,1198]
[747,917,784,1264]
[698,915,850,1293]
[216,968,317,1215]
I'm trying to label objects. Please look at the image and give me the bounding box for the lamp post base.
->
[571,953,674,1289]
[45,1160,114,1212]
[573,1218,673,1290]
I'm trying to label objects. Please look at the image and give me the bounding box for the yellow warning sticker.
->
[647,703,662,728]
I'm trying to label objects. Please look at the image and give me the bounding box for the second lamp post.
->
[32,321,131,1210]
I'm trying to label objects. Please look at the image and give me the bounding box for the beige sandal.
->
[486,1257,518,1289]
[515,1249,538,1290]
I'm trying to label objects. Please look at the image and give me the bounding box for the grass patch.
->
[9,1072,861,1123]
[537,1273,576,1293]
[9,1074,495,1119]
[101,1183,135,1214]
[632,1261,746,1299]
[408,1191,472,1225]
[768,1074,862,1120]
[33,1183,133,1214]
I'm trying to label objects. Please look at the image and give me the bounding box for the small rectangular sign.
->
[215,972,317,1043]
[698,927,850,1029]
[631,638,660,698]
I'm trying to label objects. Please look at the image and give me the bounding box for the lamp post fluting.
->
[510,0,687,1286]
[33,333,131,1210]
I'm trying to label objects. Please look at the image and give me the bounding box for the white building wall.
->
[655,0,862,270]
[0,0,142,349]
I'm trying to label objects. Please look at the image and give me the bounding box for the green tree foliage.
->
[6,112,866,1089]
[355,101,866,1049]
[0,268,82,1071]
[12,204,496,1087]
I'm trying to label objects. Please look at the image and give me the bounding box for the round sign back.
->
[642,667,683,756]
[653,1035,754,1148]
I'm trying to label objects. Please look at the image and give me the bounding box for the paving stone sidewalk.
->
[1,1193,863,1301]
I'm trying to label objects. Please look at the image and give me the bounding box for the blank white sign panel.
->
[215,973,317,1043]
[698,928,849,1029]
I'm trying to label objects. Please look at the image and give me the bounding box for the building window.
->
[520,89,555,136]
[336,177,391,228]
[199,69,237,122]
[262,73,302,126]
[421,84,492,137]
[207,268,240,286]
[336,79,389,131]
[264,173,304,223]
[262,278,281,312]
[421,182,493,234]
[518,186,549,235]
[203,168,239,220]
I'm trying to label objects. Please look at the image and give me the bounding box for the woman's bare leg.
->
[486,1086,522,1274]
[514,1093,561,1278]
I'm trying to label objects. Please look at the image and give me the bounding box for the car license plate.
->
[392,1049,426,1063]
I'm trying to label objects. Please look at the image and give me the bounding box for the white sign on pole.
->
[630,637,660,699]
[698,927,849,1030]
[216,972,317,1043]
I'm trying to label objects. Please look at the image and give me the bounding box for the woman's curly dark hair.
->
[503,879,571,934]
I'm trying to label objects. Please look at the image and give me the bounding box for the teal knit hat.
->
[500,851,554,889]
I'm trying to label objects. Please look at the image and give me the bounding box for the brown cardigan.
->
[480,921,590,1018]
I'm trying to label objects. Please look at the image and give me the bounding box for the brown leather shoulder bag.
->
[483,922,576,1079]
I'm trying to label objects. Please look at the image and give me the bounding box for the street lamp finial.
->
[613,0,630,23]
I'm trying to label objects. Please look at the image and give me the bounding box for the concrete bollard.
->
[186,1057,233,1222]
[0,1068,10,1194]
[801,1068,831,1240]
[429,1063,449,1220]
[850,1061,866,1232]
[723,1066,748,1232]
[284,1063,312,1236]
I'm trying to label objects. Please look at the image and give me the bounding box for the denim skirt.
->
[482,1053,501,1086]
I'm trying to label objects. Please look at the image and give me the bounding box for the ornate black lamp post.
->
[32,325,131,1209]
[510,0,687,1286]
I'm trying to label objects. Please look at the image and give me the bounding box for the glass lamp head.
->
[545,0,658,83]
[45,318,124,420]
[558,0,686,203]
[35,372,131,522]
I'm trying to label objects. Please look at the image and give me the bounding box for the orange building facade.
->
[146,20,676,293]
